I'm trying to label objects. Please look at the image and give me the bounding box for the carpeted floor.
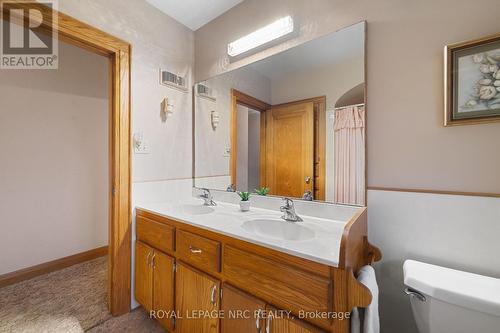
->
[0,257,164,333]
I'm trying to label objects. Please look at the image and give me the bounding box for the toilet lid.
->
[403,260,500,317]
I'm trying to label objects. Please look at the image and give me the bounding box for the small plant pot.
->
[239,200,250,212]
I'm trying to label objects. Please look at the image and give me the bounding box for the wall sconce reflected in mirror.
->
[211,110,220,130]
[161,97,174,119]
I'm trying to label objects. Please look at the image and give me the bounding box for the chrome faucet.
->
[199,188,216,206]
[280,198,303,222]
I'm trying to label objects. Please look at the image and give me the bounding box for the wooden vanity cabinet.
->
[135,241,154,311]
[134,241,175,331]
[175,262,220,333]
[135,208,381,333]
[221,285,326,333]
[266,305,326,333]
[220,285,266,333]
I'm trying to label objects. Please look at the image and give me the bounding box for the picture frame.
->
[444,32,500,126]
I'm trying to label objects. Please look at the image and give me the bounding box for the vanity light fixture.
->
[227,15,294,57]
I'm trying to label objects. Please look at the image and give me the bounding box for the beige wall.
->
[0,40,108,274]
[60,0,195,184]
[195,0,500,194]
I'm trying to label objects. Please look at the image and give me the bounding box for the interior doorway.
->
[0,2,132,316]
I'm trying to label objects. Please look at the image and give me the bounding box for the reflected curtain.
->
[333,105,365,205]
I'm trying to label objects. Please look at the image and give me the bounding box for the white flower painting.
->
[459,49,500,113]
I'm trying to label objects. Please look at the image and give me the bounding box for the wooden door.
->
[176,262,220,333]
[135,241,153,311]
[221,285,266,333]
[152,251,175,330]
[265,306,326,333]
[264,101,314,197]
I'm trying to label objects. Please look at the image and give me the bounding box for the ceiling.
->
[146,0,245,30]
[248,22,365,81]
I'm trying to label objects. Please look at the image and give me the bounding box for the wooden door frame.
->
[1,1,132,315]
[230,89,270,189]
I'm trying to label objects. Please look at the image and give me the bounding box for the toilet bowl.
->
[403,260,500,333]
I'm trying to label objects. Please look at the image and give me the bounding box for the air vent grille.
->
[160,70,187,91]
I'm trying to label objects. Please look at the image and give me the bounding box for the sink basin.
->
[174,204,214,215]
[241,219,315,241]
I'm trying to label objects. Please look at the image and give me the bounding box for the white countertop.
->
[136,198,349,267]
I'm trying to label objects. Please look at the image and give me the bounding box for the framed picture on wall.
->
[444,32,500,126]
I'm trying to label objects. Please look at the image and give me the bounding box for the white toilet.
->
[403,260,500,333]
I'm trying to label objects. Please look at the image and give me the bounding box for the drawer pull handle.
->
[151,253,156,268]
[210,285,217,305]
[189,245,202,254]
[256,309,263,333]
[265,311,273,333]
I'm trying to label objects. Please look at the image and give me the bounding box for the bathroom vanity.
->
[134,199,380,333]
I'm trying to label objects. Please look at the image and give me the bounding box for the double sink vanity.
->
[135,21,376,332]
[134,191,380,333]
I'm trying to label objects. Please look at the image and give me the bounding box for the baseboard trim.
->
[0,246,108,288]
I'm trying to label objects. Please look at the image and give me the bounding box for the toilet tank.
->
[403,260,500,333]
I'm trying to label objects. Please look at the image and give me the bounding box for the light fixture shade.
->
[227,16,294,57]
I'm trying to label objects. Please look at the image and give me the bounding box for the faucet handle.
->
[282,197,293,207]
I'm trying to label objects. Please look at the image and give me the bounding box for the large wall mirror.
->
[194,22,366,206]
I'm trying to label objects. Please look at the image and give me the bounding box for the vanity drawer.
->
[223,245,332,328]
[136,216,175,254]
[176,230,221,273]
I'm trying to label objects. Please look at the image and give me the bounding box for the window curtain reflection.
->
[333,105,365,205]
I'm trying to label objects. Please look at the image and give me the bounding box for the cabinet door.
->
[152,251,175,331]
[221,285,266,333]
[176,262,220,333]
[265,306,326,333]
[135,241,154,311]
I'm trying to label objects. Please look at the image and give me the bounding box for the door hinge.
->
[112,186,117,196]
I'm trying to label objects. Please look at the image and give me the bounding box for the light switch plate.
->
[134,140,150,154]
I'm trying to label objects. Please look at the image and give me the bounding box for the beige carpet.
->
[0,257,164,333]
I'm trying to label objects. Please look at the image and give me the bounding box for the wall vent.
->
[160,70,187,92]
[196,83,216,101]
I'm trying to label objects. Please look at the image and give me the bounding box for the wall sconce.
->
[211,110,220,130]
[161,97,174,118]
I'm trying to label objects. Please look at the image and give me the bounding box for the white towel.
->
[351,265,380,333]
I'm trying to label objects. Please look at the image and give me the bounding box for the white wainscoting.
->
[131,178,194,308]
[367,189,500,333]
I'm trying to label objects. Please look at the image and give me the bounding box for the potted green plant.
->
[238,191,251,211]
[254,187,269,196]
